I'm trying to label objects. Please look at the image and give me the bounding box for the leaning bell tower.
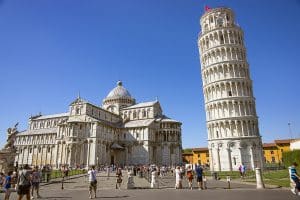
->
[198,7,264,171]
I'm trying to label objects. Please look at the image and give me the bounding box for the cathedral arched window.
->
[133,111,137,119]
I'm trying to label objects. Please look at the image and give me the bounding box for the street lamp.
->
[97,156,99,170]
[288,123,293,140]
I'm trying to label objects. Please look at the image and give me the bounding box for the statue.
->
[0,123,18,173]
[4,123,18,150]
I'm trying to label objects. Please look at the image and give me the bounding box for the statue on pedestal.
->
[4,123,18,150]
[0,123,19,173]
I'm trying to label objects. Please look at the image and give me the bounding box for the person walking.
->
[175,166,182,189]
[3,171,13,200]
[0,172,5,191]
[88,166,97,199]
[17,164,32,200]
[186,166,194,190]
[289,162,300,195]
[195,165,204,190]
[31,166,41,199]
[115,168,122,189]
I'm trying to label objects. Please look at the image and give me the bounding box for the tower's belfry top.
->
[200,7,236,35]
[198,7,263,171]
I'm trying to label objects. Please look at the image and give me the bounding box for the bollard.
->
[61,176,64,190]
[227,176,231,189]
[255,168,265,189]
[203,176,207,189]
[151,171,159,188]
[127,171,135,189]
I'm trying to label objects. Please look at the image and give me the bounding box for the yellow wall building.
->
[192,148,209,166]
[182,148,209,166]
[182,152,193,164]
[183,139,291,167]
[263,139,291,164]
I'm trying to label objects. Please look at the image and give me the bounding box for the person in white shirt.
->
[88,166,97,199]
[175,166,183,189]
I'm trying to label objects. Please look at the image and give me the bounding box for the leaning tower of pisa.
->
[198,7,263,171]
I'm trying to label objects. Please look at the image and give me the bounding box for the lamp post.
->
[97,156,99,170]
[288,123,293,140]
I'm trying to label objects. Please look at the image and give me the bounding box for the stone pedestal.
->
[0,149,16,173]
[127,171,135,189]
[151,171,159,189]
[255,168,265,189]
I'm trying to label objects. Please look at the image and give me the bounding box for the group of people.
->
[0,164,42,200]
[175,165,206,190]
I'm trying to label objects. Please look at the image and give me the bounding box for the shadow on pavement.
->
[40,197,72,199]
[96,195,129,198]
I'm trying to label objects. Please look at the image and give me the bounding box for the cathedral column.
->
[45,145,48,165]
[239,147,243,165]
[250,146,255,169]
[50,145,53,167]
[87,141,91,167]
[21,147,25,165]
[73,144,77,167]
[60,143,64,166]
[217,147,221,171]
[227,147,233,171]
[41,145,44,165]
[55,143,59,168]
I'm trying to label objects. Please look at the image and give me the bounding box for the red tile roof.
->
[263,143,276,148]
[274,139,292,144]
[192,147,208,152]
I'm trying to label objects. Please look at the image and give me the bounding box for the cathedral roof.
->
[124,119,155,128]
[17,127,57,136]
[123,101,158,109]
[32,113,69,120]
[155,115,181,124]
[106,81,132,99]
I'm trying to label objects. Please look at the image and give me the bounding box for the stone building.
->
[198,7,263,171]
[14,81,182,168]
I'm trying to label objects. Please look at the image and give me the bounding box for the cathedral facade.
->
[14,81,182,168]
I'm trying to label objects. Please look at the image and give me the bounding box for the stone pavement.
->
[1,171,299,200]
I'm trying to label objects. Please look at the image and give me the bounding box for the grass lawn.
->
[205,169,291,188]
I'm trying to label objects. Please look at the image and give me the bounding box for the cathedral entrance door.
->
[111,155,114,165]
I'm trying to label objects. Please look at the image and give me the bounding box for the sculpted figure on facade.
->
[4,123,18,150]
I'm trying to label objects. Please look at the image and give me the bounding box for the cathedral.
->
[14,81,182,168]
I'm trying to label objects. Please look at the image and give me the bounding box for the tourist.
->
[0,172,5,190]
[175,166,182,189]
[4,171,13,200]
[116,168,122,189]
[289,162,300,195]
[31,166,41,199]
[17,164,32,200]
[195,165,204,190]
[88,165,97,199]
[239,164,246,179]
[106,165,110,180]
[186,166,194,190]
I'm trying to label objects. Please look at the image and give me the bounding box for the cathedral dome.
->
[106,81,132,99]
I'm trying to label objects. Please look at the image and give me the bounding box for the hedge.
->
[282,150,300,168]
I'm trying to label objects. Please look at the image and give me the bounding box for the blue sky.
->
[0,0,299,149]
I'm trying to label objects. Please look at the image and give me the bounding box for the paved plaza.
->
[1,171,298,200]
